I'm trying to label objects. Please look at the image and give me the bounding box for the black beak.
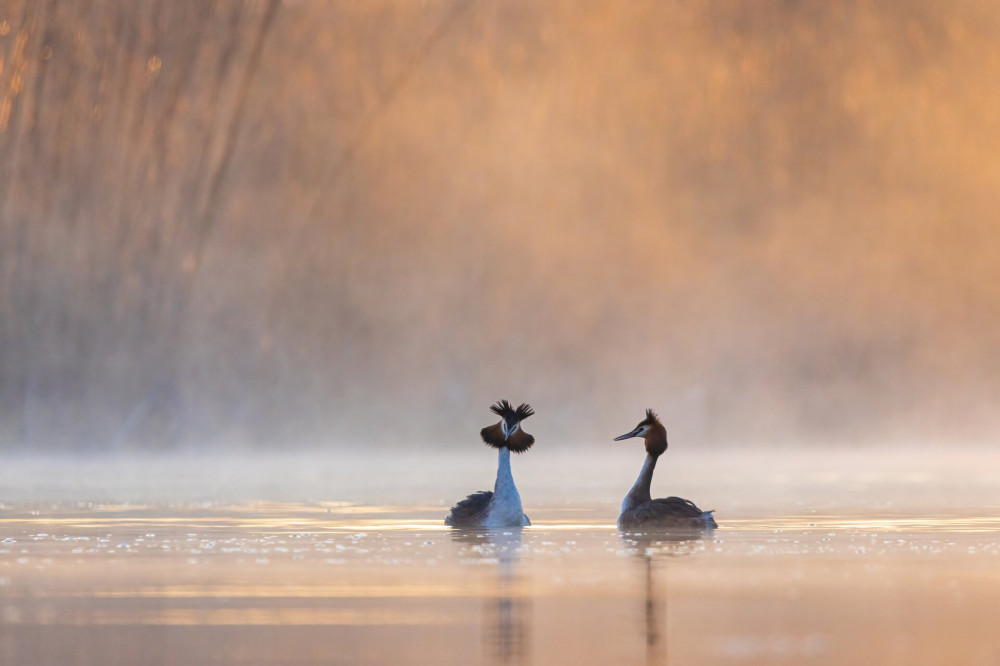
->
[613,427,641,441]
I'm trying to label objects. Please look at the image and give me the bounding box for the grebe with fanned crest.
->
[445,400,534,528]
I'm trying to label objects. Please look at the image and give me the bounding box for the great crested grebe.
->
[445,400,535,528]
[613,409,717,530]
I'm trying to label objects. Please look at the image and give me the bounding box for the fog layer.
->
[2,2,998,450]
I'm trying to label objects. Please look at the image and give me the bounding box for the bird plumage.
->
[446,399,534,528]
[489,399,534,421]
[614,409,717,530]
[618,496,716,530]
[481,400,535,453]
[444,490,494,527]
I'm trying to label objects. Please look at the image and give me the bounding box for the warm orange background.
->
[1,2,997,450]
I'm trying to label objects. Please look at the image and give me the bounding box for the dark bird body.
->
[445,490,496,527]
[446,400,534,528]
[614,410,717,530]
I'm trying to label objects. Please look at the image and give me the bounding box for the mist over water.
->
[2,2,1000,452]
[6,9,1000,665]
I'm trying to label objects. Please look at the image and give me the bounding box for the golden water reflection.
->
[1,504,999,664]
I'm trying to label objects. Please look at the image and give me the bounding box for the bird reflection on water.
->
[450,528,529,664]
[621,529,709,666]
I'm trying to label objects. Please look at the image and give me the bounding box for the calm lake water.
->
[1,449,998,665]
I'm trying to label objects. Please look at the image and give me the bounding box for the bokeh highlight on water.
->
[1,449,999,665]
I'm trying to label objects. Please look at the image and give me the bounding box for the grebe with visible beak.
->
[614,409,717,530]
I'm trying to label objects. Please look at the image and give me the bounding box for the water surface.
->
[2,497,999,665]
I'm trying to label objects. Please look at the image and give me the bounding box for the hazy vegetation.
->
[1,1,998,451]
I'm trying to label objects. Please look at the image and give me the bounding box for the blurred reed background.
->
[1,1,998,453]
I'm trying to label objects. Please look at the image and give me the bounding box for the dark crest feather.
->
[488,399,534,421]
[480,424,535,453]
[480,423,505,449]
[489,399,514,418]
[481,399,535,453]
[640,408,660,426]
[505,429,534,454]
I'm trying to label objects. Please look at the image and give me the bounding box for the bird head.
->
[481,399,535,453]
[613,408,668,457]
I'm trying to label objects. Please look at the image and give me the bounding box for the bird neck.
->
[489,447,524,523]
[622,452,658,514]
[493,447,520,499]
